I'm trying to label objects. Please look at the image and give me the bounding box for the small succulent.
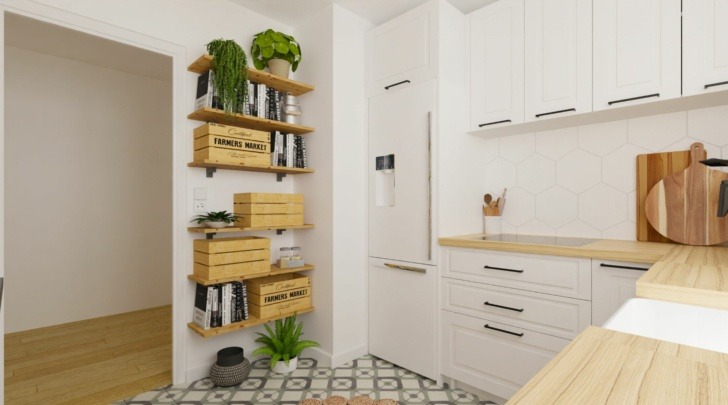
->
[190,211,238,224]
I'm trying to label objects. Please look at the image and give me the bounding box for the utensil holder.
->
[483,216,502,235]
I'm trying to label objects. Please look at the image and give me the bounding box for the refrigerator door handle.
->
[384,263,427,274]
[427,111,432,262]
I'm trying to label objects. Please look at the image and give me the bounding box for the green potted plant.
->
[252,313,319,374]
[206,39,249,114]
[190,211,238,229]
[251,29,302,78]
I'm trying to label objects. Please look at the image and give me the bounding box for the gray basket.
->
[209,357,251,387]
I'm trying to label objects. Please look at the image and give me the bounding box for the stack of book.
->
[193,281,250,330]
[195,70,285,121]
[270,131,308,169]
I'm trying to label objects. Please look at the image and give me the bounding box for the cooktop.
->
[475,234,597,247]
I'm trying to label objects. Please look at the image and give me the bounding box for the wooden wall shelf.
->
[188,264,315,286]
[188,223,314,234]
[188,54,315,96]
[188,161,314,181]
[188,107,314,135]
[188,306,315,338]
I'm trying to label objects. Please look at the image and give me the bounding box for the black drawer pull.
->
[384,80,410,90]
[599,263,649,271]
[535,108,576,118]
[705,80,728,89]
[478,119,511,127]
[608,93,659,105]
[484,324,524,337]
[484,301,524,312]
[483,265,524,273]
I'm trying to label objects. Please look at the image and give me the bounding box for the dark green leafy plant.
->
[251,29,302,72]
[252,313,319,368]
[190,211,238,224]
[206,39,249,114]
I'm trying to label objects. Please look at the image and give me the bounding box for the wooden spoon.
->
[484,194,492,205]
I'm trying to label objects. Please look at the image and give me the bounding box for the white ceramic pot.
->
[271,356,297,374]
[204,221,228,229]
[267,59,291,78]
[483,216,502,235]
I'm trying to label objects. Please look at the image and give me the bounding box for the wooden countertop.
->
[636,245,728,309]
[438,233,674,264]
[508,326,728,404]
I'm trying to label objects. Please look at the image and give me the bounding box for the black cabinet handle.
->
[483,265,524,273]
[599,263,650,271]
[705,81,728,90]
[484,324,524,337]
[608,93,659,105]
[535,108,576,118]
[484,301,524,312]
[478,119,511,127]
[384,80,410,90]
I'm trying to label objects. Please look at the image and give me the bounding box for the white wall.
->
[443,105,728,239]
[4,46,172,333]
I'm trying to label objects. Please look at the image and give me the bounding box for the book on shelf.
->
[242,282,250,320]
[195,70,222,111]
[193,284,213,329]
[193,281,250,329]
[210,286,220,328]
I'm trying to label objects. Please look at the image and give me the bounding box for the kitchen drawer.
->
[442,249,591,299]
[442,279,590,340]
[441,310,570,400]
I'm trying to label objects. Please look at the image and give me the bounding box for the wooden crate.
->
[247,273,310,295]
[235,214,304,228]
[194,236,270,254]
[194,249,270,267]
[234,193,304,204]
[194,135,271,154]
[194,260,270,280]
[193,122,270,142]
[233,203,304,215]
[247,286,310,306]
[249,296,312,319]
[193,147,270,167]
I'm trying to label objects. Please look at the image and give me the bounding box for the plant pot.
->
[204,221,229,229]
[217,347,244,367]
[209,357,251,387]
[267,59,291,78]
[271,356,297,374]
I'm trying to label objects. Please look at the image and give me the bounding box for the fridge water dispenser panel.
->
[375,154,395,207]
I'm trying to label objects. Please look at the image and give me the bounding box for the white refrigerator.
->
[368,79,437,379]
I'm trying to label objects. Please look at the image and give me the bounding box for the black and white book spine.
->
[286,133,295,168]
[295,136,303,168]
[230,284,238,323]
[301,137,308,168]
[276,91,282,121]
[234,282,244,322]
[242,283,250,320]
[277,132,286,167]
[270,131,278,166]
[193,283,211,329]
[221,283,231,326]
[210,286,220,328]
[195,70,221,111]
[257,84,267,118]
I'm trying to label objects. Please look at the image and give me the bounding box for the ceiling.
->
[5,13,171,82]
[230,0,495,27]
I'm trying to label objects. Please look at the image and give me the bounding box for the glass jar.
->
[279,247,291,262]
[290,246,302,261]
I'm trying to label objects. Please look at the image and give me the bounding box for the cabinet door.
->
[592,0,680,110]
[469,0,524,130]
[683,0,728,95]
[592,260,651,327]
[367,2,437,97]
[524,0,591,122]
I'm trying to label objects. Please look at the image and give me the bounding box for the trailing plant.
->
[206,39,249,114]
[252,313,319,368]
[251,29,302,72]
[190,211,238,225]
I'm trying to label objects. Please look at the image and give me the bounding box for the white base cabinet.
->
[591,260,651,327]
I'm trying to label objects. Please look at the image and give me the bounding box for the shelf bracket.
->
[206,233,216,240]
[206,167,217,178]
[276,173,286,182]
[276,229,285,235]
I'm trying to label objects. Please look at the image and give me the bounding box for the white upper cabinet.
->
[524,0,591,122]
[683,0,728,96]
[469,0,524,130]
[367,2,437,96]
[592,0,681,111]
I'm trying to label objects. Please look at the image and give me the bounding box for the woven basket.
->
[209,357,251,387]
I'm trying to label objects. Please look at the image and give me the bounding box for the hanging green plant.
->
[251,29,302,73]
[206,39,249,115]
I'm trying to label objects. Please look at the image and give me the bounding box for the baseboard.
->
[305,346,333,368]
[330,345,368,369]
[187,362,212,383]
[445,377,507,405]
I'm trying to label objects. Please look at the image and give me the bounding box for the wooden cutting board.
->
[636,149,702,242]
[644,142,728,245]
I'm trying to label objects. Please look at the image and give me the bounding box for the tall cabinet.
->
[683,0,728,96]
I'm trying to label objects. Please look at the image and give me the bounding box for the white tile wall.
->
[482,105,728,240]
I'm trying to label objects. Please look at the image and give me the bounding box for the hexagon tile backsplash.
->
[480,105,728,240]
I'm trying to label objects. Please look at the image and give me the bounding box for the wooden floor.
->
[5,305,172,404]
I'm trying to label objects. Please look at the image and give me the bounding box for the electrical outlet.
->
[193,200,207,213]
